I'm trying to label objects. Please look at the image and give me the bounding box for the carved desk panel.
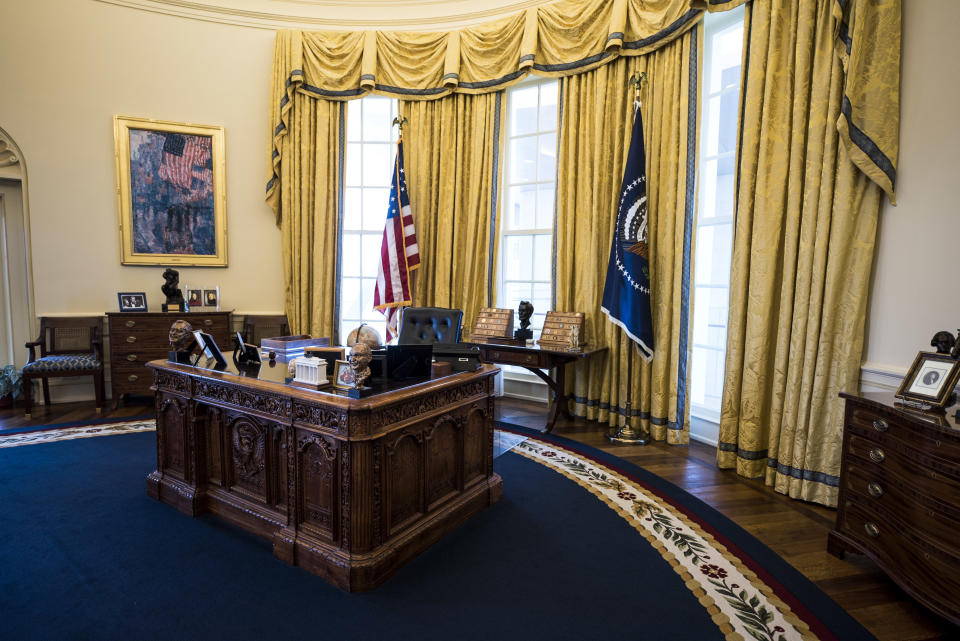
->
[146,360,502,592]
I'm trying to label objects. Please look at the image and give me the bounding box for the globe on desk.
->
[346,323,383,350]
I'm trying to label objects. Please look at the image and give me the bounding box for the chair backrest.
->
[242,314,291,345]
[397,307,463,345]
[38,316,102,356]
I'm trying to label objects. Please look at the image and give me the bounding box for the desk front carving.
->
[146,360,502,591]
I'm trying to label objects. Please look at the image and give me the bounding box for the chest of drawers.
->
[828,391,960,625]
[106,311,232,407]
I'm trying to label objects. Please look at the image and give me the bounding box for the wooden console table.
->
[146,359,502,592]
[107,311,232,408]
[468,342,607,432]
[829,391,960,625]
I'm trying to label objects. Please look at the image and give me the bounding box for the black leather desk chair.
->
[397,307,463,345]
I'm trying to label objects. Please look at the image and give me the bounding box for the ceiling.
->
[94,0,557,29]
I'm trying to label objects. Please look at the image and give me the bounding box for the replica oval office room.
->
[3,1,960,639]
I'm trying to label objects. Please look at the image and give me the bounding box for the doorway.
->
[0,129,35,370]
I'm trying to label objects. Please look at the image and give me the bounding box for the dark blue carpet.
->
[0,428,873,640]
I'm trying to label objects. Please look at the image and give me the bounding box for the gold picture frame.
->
[895,351,960,408]
[114,116,227,266]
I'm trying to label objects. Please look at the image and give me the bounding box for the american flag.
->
[158,133,211,198]
[373,138,420,341]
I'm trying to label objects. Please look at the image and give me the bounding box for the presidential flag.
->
[600,103,654,361]
[373,138,420,341]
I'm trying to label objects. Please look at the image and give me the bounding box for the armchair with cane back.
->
[22,316,105,417]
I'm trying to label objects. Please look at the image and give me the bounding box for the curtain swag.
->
[268,0,705,215]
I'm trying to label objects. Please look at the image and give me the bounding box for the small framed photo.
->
[117,292,147,312]
[333,359,356,391]
[895,351,960,407]
[203,287,219,310]
[187,289,202,308]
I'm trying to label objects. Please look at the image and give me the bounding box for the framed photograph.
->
[203,287,219,310]
[117,292,147,312]
[187,289,203,308]
[113,116,227,266]
[895,351,960,407]
[333,360,356,391]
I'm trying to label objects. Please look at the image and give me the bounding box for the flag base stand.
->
[605,399,649,445]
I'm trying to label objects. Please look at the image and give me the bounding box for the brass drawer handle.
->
[525,355,533,362]
[126,354,138,362]
[872,418,888,432]
[869,448,885,463]
[126,336,137,343]
[125,320,136,328]
[203,319,213,326]
[864,522,880,538]
[127,374,138,382]
[867,482,883,498]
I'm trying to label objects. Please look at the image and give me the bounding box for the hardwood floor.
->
[3,395,958,640]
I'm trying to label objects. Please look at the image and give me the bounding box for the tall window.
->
[340,96,398,343]
[498,78,559,333]
[690,7,745,419]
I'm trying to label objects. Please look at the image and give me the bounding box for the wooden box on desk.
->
[471,307,514,343]
[537,311,584,350]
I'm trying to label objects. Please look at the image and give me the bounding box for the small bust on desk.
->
[168,319,195,363]
[514,300,534,341]
[350,343,373,389]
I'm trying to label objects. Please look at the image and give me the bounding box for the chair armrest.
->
[24,339,42,363]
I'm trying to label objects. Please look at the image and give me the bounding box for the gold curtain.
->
[717,0,895,507]
[399,93,505,335]
[274,93,342,338]
[556,31,698,445]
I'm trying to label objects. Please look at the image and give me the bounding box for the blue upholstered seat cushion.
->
[23,354,102,373]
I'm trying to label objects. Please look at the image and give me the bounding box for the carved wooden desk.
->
[467,343,607,433]
[146,359,502,592]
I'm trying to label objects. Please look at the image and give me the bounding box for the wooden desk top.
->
[466,342,607,360]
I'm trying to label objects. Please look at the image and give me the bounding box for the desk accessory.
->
[160,268,186,312]
[167,320,196,363]
[538,311,585,351]
[192,330,227,368]
[289,356,329,390]
[232,331,261,368]
[471,307,514,343]
[515,300,534,340]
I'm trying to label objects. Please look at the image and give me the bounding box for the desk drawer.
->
[485,350,548,368]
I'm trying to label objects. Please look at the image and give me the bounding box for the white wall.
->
[862,0,960,384]
[0,0,282,317]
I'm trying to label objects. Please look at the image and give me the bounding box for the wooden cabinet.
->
[829,391,960,625]
[106,311,232,407]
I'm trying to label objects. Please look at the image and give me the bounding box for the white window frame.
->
[690,6,745,424]
[339,96,399,344]
[497,77,559,384]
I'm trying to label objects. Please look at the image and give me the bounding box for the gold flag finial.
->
[392,116,408,133]
[628,71,647,103]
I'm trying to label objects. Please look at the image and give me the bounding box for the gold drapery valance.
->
[268,0,705,216]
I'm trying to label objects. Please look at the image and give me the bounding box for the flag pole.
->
[607,71,650,446]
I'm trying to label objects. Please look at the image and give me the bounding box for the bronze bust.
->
[168,320,194,352]
[931,330,957,355]
[162,268,185,308]
[350,343,373,389]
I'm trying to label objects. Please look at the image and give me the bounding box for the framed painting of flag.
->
[113,116,227,266]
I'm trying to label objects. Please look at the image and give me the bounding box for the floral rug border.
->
[0,420,156,448]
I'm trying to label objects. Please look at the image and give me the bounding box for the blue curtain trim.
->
[571,396,679,430]
[534,51,611,73]
[551,82,564,311]
[301,83,368,98]
[333,103,346,345]
[267,70,304,195]
[841,95,896,189]
[674,24,698,433]
[460,70,528,90]
[488,92,503,308]
[717,441,840,487]
[621,10,702,51]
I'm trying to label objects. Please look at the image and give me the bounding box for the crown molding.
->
[92,0,555,30]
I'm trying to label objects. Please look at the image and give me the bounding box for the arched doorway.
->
[0,127,35,369]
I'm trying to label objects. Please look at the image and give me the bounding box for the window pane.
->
[536,184,554,229]
[506,184,536,230]
[363,143,391,185]
[538,133,557,181]
[539,80,558,131]
[362,278,382,321]
[341,235,362,277]
[510,137,537,183]
[531,282,551,312]
[346,143,362,186]
[504,282,533,309]
[346,100,361,141]
[533,234,552,281]
[341,277,362,320]
[361,233,383,278]
[503,235,533,280]
[362,187,389,231]
[717,91,737,154]
[362,98,393,142]
[510,86,538,136]
[343,188,363,231]
[695,225,733,286]
[710,24,744,93]
[692,285,729,349]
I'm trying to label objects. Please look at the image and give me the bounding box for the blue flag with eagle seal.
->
[601,103,654,362]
